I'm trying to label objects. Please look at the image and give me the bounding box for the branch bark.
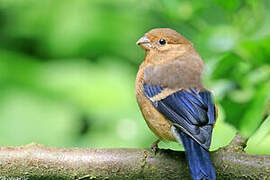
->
[0,135,269,180]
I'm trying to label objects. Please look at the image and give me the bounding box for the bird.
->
[135,28,217,180]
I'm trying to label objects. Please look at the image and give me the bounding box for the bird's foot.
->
[150,139,160,154]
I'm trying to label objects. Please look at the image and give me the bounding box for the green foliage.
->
[0,0,269,154]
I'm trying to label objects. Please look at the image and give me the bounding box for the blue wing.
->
[144,83,216,150]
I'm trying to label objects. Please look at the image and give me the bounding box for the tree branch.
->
[0,135,269,180]
[221,133,248,153]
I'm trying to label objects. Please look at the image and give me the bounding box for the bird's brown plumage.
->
[136,61,175,141]
[136,28,207,141]
[146,28,190,45]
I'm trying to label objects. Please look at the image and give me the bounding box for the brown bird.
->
[135,28,216,180]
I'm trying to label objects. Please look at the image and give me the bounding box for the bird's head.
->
[136,28,192,54]
[136,28,204,78]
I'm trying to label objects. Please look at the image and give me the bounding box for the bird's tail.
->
[180,132,216,180]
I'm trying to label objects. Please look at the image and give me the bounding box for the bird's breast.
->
[135,64,176,141]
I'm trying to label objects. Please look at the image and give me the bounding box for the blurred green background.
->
[0,0,269,154]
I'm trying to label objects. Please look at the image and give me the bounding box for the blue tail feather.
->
[180,132,216,180]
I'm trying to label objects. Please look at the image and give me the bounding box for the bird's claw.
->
[150,139,160,154]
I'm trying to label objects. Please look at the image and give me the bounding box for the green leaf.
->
[246,115,270,154]
[239,82,270,137]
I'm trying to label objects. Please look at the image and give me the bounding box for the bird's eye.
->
[159,39,166,45]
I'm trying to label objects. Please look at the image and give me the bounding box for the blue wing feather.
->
[199,92,216,124]
[143,83,216,149]
[144,83,217,180]
[144,84,163,98]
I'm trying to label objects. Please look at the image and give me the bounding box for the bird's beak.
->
[136,35,151,49]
